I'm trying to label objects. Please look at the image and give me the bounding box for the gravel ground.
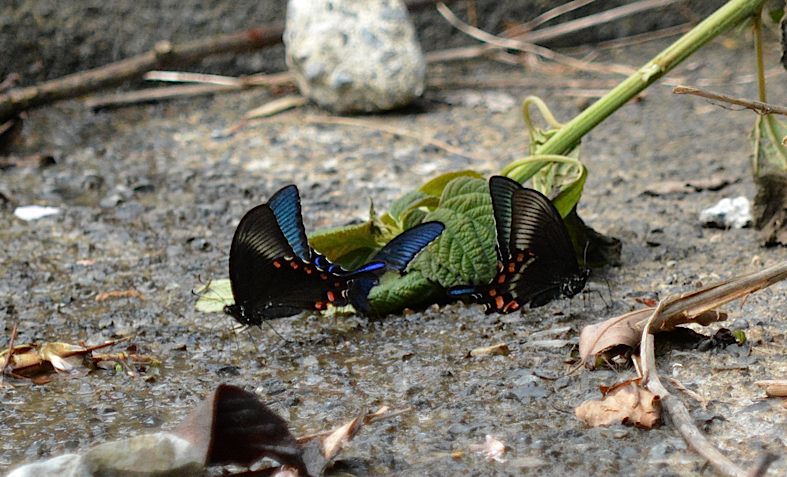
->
[1,3,786,476]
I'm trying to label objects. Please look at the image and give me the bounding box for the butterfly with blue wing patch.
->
[448,176,589,313]
[224,184,444,325]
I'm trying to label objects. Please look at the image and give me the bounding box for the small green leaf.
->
[366,270,443,316]
[419,170,483,197]
[411,176,497,287]
[195,278,233,313]
[752,114,787,175]
[551,161,588,217]
[388,190,430,223]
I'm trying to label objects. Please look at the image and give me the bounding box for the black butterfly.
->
[224,184,444,326]
[448,176,589,313]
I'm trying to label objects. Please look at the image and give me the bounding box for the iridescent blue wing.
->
[267,184,312,262]
[372,221,445,271]
[347,221,444,315]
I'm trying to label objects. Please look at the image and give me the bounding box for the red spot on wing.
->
[314,301,325,310]
[497,274,506,284]
[327,291,336,302]
[272,260,282,269]
[495,296,505,310]
[503,300,520,313]
[488,288,497,297]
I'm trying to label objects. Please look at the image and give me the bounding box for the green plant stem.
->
[534,0,767,157]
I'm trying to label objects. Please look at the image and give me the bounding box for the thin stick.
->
[0,24,284,122]
[506,0,595,35]
[0,322,19,385]
[85,84,239,110]
[295,115,489,163]
[144,70,293,87]
[436,2,636,76]
[514,0,683,44]
[673,85,787,116]
[86,72,294,110]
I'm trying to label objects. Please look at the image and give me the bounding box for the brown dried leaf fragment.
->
[575,379,661,429]
[468,343,510,358]
[95,289,145,302]
[755,380,787,397]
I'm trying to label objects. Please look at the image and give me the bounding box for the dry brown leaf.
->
[579,308,727,369]
[575,379,661,429]
[468,343,510,357]
[1,337,135,381]
[469,435,508,462]
[95,289,145,302]
[755,380,787,397]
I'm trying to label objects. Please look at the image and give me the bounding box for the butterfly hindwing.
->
[347,221,445,315]
[450,176,588,313]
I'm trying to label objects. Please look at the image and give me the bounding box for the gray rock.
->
[285,0,425,113]
[6,433,204,477]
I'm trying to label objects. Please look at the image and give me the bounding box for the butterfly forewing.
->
[267,184,312,262]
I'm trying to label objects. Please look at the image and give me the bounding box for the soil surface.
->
[1,4,786,477]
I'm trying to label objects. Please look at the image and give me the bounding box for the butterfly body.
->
[448,176,589,313]
[225,184,443,326]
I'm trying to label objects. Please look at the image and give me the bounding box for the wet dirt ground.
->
[1,19,786,477]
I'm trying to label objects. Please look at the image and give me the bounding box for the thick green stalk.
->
[536,0,767,156]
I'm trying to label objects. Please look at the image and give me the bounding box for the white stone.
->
[14,205,60,221]
[699,196,752,229]
[285,0,425,113]
[6,454,87,477]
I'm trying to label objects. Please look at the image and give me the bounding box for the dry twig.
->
[435,2,636,76]
[673,85,787,116]
[0,25,284,121]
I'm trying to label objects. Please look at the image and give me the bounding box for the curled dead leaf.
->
[579,308,727,369]
[575,379,661,429]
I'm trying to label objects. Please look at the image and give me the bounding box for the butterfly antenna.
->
[581,240,591,269]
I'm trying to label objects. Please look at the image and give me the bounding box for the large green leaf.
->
[365,270,443,316]
[410,176,497,288]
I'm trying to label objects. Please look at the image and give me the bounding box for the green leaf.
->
[195,278,233,313]
[550,160,588,218]
[411,176,497,288]
[752,114,787,175]
[418,170,483,197]
[308,219,390,267]
[366,270,443,316]
[388,190,430,223]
